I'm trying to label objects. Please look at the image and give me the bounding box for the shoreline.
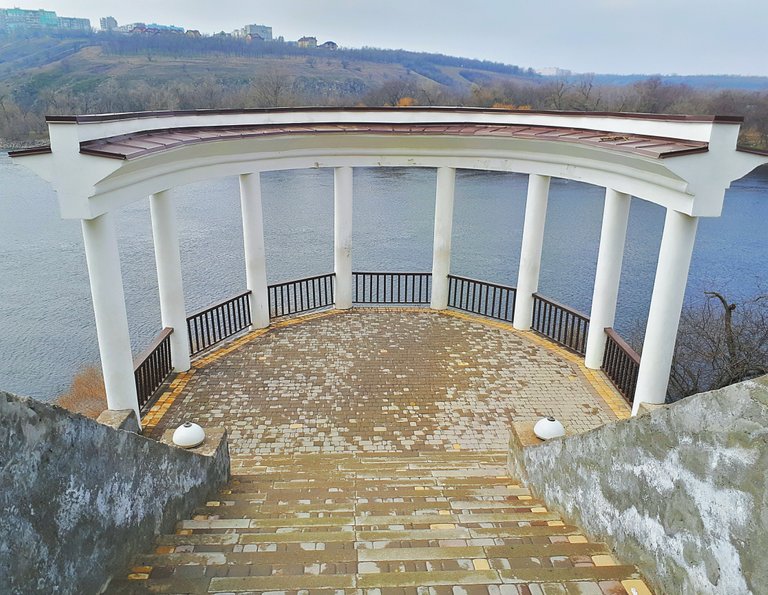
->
[1,139,49,152]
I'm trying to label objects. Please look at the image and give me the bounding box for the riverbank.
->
[1,138,49,152]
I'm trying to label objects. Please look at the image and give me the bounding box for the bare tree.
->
[247,70,298,107]
[665,292,768,400]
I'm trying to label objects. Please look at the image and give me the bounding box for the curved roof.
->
[73,122,709,161]
[9,107,767,220]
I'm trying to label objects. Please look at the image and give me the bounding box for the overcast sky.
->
[10,0,768,76]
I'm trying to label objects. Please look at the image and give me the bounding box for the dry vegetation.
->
[56,365,107,419]
[3,33,766,150]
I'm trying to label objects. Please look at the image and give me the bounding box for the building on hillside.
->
[0,7,58,32]
[536,67,572,77]
[100,16,117,31]
[240,23,272,41]
[297,36,317,48]
[145,23,185,34]
[0,8,91,34]
[319,40,338,50]
[186,29,201,38]
[58,16,91,33]
[114,22,145,34]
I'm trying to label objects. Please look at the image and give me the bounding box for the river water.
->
[1,153,766,401]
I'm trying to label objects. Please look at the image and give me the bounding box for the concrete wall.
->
[0,391,229,594]
[509,376,768,595]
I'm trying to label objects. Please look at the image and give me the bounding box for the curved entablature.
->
[10,107,768,220]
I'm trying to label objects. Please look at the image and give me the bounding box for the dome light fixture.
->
[172,422,206,448]
[533,416,565,441]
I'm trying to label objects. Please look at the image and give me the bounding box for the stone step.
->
[135,548,358,567]
[108,576,212,594]
[177,516,355,530]
[116,453,653,593]
[208,573,356,591]
[357,569,501,588]
[353,511,560,526]
[223,477,518,491]
[354,501,544,514]
[137,543,613,570]
[356,524,582,542]
[194,503,357,518]
[177,514,560,532]
[216,490,539,506]
[357,542,610,562]
[158,523,583,548]
[497,565,642,583]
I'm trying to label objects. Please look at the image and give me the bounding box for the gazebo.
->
[11,107,767,421]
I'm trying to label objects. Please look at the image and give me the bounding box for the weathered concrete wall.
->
[0,391,229,594]
[509,376,768,595]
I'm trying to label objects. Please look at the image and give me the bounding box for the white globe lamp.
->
[173,422,206,448]
[533,416,565,441]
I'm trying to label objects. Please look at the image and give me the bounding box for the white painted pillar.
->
[633,209,699,415]
[334,166,353,309]
[239,173,270,329]
[149,191,191,371]
[585,189,631,369]
[513,174,551,330]
[80,213,139,418]
[430,167,456,310]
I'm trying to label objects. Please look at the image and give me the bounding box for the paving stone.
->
[147,310,620,458]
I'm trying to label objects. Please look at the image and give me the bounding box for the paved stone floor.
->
[146,309,627,459]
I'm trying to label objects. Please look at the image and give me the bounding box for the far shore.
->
[1,139,49,152]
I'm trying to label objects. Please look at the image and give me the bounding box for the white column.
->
[513,174,551,330]
[430,167,456,310]
[334,166,353,309]
[585,189,631,369]
[633,209,699,415]
[81,213,139,418]
[239,173,270,329]
[149,191,191,371]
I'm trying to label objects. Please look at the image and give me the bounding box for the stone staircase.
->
[109,452,652,594]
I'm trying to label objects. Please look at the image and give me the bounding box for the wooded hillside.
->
[1,32,767,149]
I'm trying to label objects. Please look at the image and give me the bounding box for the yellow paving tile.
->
[621,579,654,595]
[131,566,152,574]
[593,554,618,566]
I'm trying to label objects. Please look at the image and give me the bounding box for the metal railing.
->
[353,272,431,304]
[602,327,640,405]
[134,327,173,414]
[448,275,516,322]
[187,291,252,355]
[269,273,335,319]
[531,293,590,354]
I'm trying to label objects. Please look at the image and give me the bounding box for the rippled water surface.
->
[1,153,766,400]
